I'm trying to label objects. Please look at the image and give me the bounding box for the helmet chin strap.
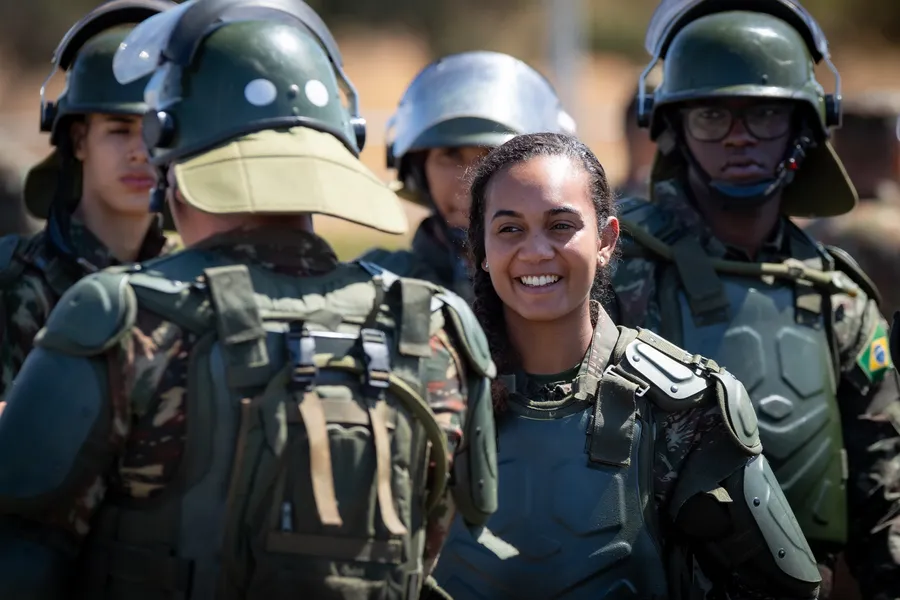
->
[666,117,817,213]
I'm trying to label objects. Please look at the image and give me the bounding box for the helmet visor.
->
[113,0,194,84]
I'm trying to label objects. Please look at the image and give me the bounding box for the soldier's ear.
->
[70,119,88,162]
[598,215,619,267]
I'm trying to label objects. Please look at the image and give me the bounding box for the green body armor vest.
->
[70,248,495,600]
[616,202,850,548]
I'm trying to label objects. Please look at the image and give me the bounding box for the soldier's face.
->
[424,145,491,229]
[682,99,794,184]
[73,113,156,216]
[483,155,617,323]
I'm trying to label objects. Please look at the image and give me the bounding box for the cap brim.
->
[174,127,408,235]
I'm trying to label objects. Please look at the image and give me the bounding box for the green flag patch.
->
[856,320,892,383]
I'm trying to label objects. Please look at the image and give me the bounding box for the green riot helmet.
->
[386,51,576,207]
[25,0,176,220]
[112,0,407,235]
[636,0,857,218]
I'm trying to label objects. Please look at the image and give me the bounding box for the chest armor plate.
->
[664,274,847,545]
[432,405,668,599]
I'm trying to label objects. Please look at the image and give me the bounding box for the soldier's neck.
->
[504,301,594,375]
[74,194,154,263]
[688,174,782,260]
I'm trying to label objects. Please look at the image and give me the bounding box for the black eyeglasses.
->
[681,104,795,142]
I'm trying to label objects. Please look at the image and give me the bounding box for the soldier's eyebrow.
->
[491,209,522,221]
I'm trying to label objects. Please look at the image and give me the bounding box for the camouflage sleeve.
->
[831,292,900,597]
[420,328,468,572]
[653,404,724,509]
[610,254,662,329]
[113,308,191,499]
[0,273,54,402]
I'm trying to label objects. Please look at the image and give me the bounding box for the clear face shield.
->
[386,52,577,161]
[635,0,841,128]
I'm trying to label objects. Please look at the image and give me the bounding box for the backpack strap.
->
[204,265,270,389]
[670,237,730,325]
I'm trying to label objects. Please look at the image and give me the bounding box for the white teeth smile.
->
[519,275,560,287]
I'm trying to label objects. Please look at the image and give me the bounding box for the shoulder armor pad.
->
[711,370,762,455]
[34,271,137,356]
[622,334,710,409]
[435,290,496,379]
[824,244,882,306]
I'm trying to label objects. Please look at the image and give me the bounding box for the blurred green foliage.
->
[3,0,899,68]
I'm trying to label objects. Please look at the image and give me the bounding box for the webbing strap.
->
[671,237,730,325]
[298,389,343,527]
[369,399,408,536]
[588,366,639,467]
[204,265,269,388]
[397,279,434,358]
[266,532,404,563]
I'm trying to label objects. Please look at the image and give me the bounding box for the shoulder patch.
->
[34,271,137,356]
[434,290,496,379]
[825,244,882,306]
[855,318,892,384]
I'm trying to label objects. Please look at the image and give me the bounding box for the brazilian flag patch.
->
[856,321,892,383]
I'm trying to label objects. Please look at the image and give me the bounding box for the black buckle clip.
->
[286,323,317,390]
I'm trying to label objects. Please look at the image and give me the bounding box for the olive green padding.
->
[34,271,138,356]
[156,20,357,166]
[650,139,857,218]
[651,11,826,139]
[397,117,514,207]
[52,27,150,143]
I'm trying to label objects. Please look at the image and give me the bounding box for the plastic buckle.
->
[286,323,317,390]
[360,328,391,390]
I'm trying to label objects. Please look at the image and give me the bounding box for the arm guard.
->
[0,517,75,600]
[676,455,822,599]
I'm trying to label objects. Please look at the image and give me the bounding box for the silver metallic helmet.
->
[386,50,576,181]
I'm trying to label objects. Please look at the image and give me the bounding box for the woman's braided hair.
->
[466,132,618,411]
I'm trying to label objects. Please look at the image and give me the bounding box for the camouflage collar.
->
[412,216,473,301]
[65,217,170,270]
[652,178,788,260]
[504,303,620,415]
[195,226,339,277]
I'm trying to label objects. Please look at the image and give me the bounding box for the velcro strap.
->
[369,398,408,536]
[587,366,639,467]
[298,390,343,527]
[204,265,269,388]
[671,237,730,325]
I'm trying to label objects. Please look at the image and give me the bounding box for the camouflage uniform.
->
[610,2,900,597]
[360,51,576,301]
[0,219,172,401]
[0,3,500,598]
[0,0,176,403]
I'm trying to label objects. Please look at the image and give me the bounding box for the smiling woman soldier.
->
[0,0,177,405]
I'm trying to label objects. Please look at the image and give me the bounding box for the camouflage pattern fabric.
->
[0,217,174,403]
[36,228,468,572]
[802,191,900,321]
[611,179,900,599]
[359,215,473,305]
